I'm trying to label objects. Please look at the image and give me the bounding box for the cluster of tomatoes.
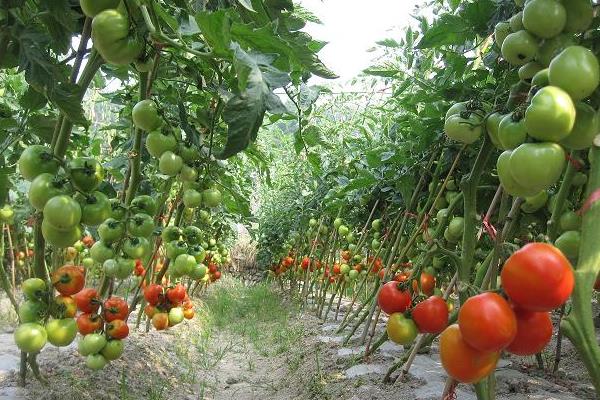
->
[14,265,128,370]
[440,242,574,384]
[143,283,195,331]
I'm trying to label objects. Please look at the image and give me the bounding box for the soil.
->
[0,281,596,400]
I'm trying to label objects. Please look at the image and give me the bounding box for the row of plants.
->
[257,0,600,398]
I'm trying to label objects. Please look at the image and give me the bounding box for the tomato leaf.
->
[47,83,89,127]
[195,10,232,58]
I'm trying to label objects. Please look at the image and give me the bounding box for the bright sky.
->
[299,0,420,85]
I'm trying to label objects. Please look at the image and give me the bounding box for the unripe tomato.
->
[91,10,143,66]
[554,230,580,260]
[497,150,539,198]
[501,31,538,66]
[14,323,47,353]
[44,195,82,230]
[494,21,511,49]
[506,307,552,356]
[458,292,517,352]
[68,157,104,192]
[412,296,448,334]
[444,112,482,144]
[549,46,599,101]
[377,281,411,315]
[159,151,183,176]
[79,0,120,17]
[524,86,575,142]
[522,0,566,39]
[509,143,566,194]
[560,102,600,150]
[501,242,574,311]
[28,173,68,211]
[132,99,162,132]
[152,313,169,330]
[18,145,59,181]
[485,112,504,149]
[54,295,77,318]
[386,313,417,345]
[145,131,176,158]
[440,324,500,384]
[562,0,593,33]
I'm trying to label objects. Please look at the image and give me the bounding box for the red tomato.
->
[104,297,129,322]
[377,281,411,315]
[301,257,310,270]
[213,270,222,280]
[458,292,517,352]
[354,264,362,273]
[506,307,553,356]
[372,257,383,273]
[81,235,95,248]
[208,263,218,274]
[54,295,77,318]
[74,288,100,313]
[440,324,500,384]
[341,250,351,261]
[51,265,85,295]
[333,263,341,275]
[395,272,409,283]
[166,284,186,304]
[501,243,574,311]
[76,313,103,335]
[378,268,386,280]
[419,272,436,296]
[144,284,163,305]
[329,276,335,283]
[106,319,129,339]
[412,295,448,334]
[152,312,169,330]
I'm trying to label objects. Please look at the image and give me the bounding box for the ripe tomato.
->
[506,307,552,356]
[301,257,310,270]
[412,296,448,334]
[208,263,218,274]
[333,263,341,275]
[440,324,500,384]
[386,313,418,345]
[52,265,85,295]
[152,313,169,330]
[144,284,163,305]
[418,272,436,296]
[54,295,77,318]
[183,308,195,319]
[549,46,599,101]
[594,274,600,291]
[501,242,574,311]
[82,235,95,247]
[104,297,129,322]
[144,304,157,318]
[458,292,517,352]
[74,288,100,313]
[377,281,411,315]
[166,284,187,304]
[76,313,103,335]
[106,319,129,339]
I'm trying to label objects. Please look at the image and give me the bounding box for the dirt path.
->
[0,278,596,399]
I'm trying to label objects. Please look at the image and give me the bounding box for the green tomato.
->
[173,254,196,276]
[521,190,548,213]
[572,172,588,187]
[46,318,77,347]
[166,240,188,259]
[159,151,183,176]
[83,257,94,269]
[110,199,127,220]
[445,102,468,120]
[123,237,150,259]
[202,188,222,208]
[183,189,203,208]
[338,225,349,237]
[41,219,82,248]
[28,173,68,211]
[494,21,511,49]
[485,113,504,149]
[131,195,157,216]
[179,165,198,182]
[132,100,162,132]
[115,258,135,279]
[518,62,543,82]
[86,354,108,370]
[91,10,143,66]
[536,33,575,67]
[18,145,59,181]
[19,300,46,323]
[0,205,14,224]
[340,264,351,275]
[69,157,104,192]
[103,259,119,278]
[44,195,81,230]
[559,210,581,231]
[525,86,575,142]
[190,263,207,280]
[497,151,539,198]
[509,142,566,193]
[168,307,185,326]
[183,226,202,245]
[101,339,124,361]
[523,0,566,39]
[444,112,482,144]
[308,218,318,227]
[371,219,381,231]
[145,131,176,158]
[498,113,527,150]
[127,213,154,237]
[531,68,550,87]
[162,226,182,242]
[79,0,120,17]
[348,269,359,281]
[98,218,125,243]
[549,46,600,101]
[333,218,343,229]
[14,323,47,353]
[501,30,539,66]
[448,217,465,239]
[22,278,46,301]
[509,12,524,32]
[562,0,593,33]
[79,333,107,356]
[178,143,200,163]
[90,241,115,263]
[560,102,599,150]
[79,192,112,226]
[554,230,580,259]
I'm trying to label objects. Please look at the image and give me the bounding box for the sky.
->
[298,0,420,85]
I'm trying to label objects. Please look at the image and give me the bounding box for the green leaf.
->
[235,0,255,11]
[28,115,56,144]
[19,86,47,111]
[47,83,88,127]
[416,14,469,49]
[195,10,232,57]
[298,84,320,111]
